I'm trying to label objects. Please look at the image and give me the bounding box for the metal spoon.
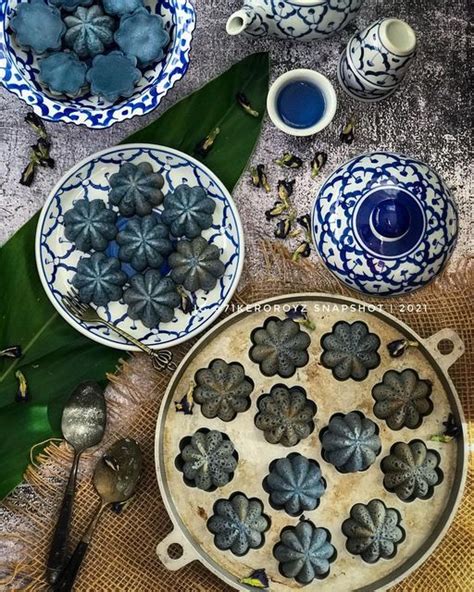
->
[47,381,107,585]
[53,438,142,592]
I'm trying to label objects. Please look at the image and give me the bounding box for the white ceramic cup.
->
[266,69,338,137]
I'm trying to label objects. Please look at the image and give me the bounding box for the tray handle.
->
[156,527,198,571]
[423,329,465,370]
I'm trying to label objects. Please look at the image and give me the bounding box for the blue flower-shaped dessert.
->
[39,52,88,97]
[116,215,172,271]
[321,411,381,473]
[86,51,141,103]
[255,384,317,447]
[207,493,270,556]
[321,321,381,381]
[342,499,405,563]
[177,429,238,491]
[123,269,179,328]
[274,521,336,584]
[381,440,443,502]
[249,317,311,378]
[72,252,126,306]
[11,0,65,54]
[372,369,433,430]
[115,8,170,67]
[193,359,254,422]
[50,0,93,11]
[102,0,143,16]
[169,237,225,292]
[263,453,326,516]
[64,6,115,59]
[109,162,165,217]
[64,199,117,252]
[161,184,216,238]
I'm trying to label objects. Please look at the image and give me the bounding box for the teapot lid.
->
[312,152,458,295]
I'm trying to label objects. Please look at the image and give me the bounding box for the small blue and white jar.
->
[338,18,417,102]
[311,152,458,296]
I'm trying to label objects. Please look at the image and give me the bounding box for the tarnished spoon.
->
[47,381,106,584]
[53,438,142,592]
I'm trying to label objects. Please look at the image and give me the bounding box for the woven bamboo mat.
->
[1,243,472,591]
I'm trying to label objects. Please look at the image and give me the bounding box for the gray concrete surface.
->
[1,0,472,277]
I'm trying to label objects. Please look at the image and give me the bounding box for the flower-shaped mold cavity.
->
[39,52,88,97]
[263,453,326,516]
[123,269,180,328]
[50,0,93,11]
[372,369,433,430]
[342,499,405,563]
[175,428,238,492]
[86,51,141,102]
[64,6,115,58]
[64,199,117,252]
[255,384,317,447]
[102,0,143,16]
[320,321,381,381]
[109,162,164,217]
[207,492,270,556]
[116,215,172,271]
[274,521,336,584]
[11,0,65,54]
[193,359,254,422]
[161,184,216,238]
[169,237,225,292]
[320,411,381,473]
[249,317,311,378]
[115,8,170,67]
[72,252,126,306]
[381,440,443,502]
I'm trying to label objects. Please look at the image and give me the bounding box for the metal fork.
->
[62,289,177,372]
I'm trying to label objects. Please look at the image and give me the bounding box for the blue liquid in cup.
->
[276,80,326,129]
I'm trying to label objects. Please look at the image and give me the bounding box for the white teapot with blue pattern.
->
[226,0,364,41]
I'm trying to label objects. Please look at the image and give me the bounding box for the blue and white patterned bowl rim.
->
[35,144,245,351]
[0,0,196,128]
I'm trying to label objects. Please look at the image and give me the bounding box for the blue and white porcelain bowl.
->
[338,18,417,103]
[0,0,195,128]
[35,145,244,350]
[312,152,458,295]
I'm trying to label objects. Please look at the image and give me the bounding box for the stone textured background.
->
[1,0,472,278]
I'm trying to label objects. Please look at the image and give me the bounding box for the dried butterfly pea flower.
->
[15,370,29,402]
[387,339,419,358]
[292,242,311,262]
[195,127,220,157]
[20,139,55,186]
[177,286,195,314]
[250,167,260,187]
[275,218,292,239]
[285,305,316,331]
[265,201,287,220]
[236,92,259,117]
[340,117,355,144]
[277,179,295,206]
[443,413,461,439]
[311,151,327,178]
[257,164,271,192]
[297,214,311,234]
[240,569,269,589]
[175,382,195,414]
[274,152,303,168]
[0,345,22,359]
[25,112,48,139]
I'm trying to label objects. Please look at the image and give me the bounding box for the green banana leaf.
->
[0,52,269,498]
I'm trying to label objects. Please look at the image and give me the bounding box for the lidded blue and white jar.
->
[312,152,458,295]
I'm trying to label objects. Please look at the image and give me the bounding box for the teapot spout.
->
[226,8,255,36]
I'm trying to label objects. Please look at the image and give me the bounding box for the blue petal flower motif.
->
[168,237,225,292]
[86,51,142,103]
[115,8,170,66]
[207,493,270,556]
[50,0,93,11]
[109,162,165,216]
[274,521,336,584]
[11,0,65,54]
[321,411,381,473]
[64,199,117,252]
[39,52,88,97]
[264,453,326,516]
[161,184,216,238]
[123,269,180,328]
[116,215,172,271]
[342,499,405,563]
[64,6,115,58]
[72,252,127,306]
[102,0,144,16]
